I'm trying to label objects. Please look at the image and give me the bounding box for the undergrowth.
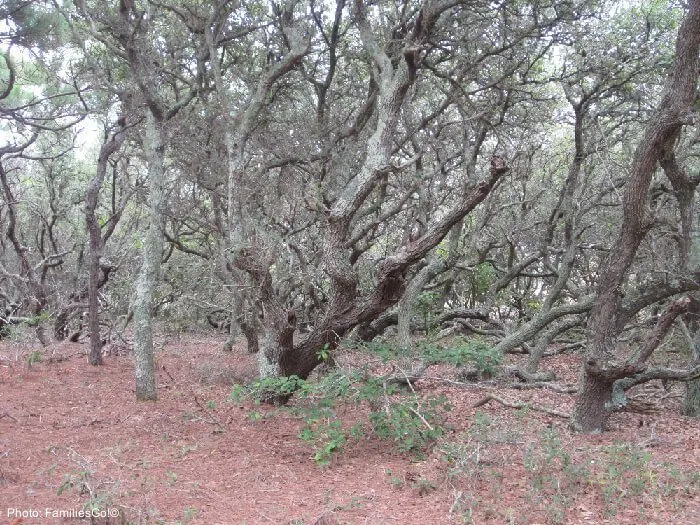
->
[229,343,698,521]
[440,418,700,524]
[366,338,502,378]
[231,368,452,466]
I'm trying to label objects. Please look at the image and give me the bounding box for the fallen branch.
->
[452,319,505,338]
[422,376,492,387]
[472,393,570,419]
[545,342,585,355]
[504,366,556,382]
[505,382,577,394]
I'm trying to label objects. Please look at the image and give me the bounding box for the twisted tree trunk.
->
[571,0,700,432]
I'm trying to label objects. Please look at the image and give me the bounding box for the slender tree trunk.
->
[85,121,126,365]
[511,100,584,375]
[679,171,700,415]
[93,0,199,397]
[86,195,104,365]
[396,261,436,371]
[572,0,700,432]
[238,303,260,354]
[133,113,165,401]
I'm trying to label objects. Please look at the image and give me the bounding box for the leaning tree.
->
[571,0,700,433]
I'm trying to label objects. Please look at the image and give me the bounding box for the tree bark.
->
[133,113,164,401]
[572,0,700,432]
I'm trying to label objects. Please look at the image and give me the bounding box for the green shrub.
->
[230,369,451,466]
[419,339,502,377]
[298,407,351,467]
[368,394,451,456]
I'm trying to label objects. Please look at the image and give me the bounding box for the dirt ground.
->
[1,334,698,524]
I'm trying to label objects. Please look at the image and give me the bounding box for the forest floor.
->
[0,333,698,525]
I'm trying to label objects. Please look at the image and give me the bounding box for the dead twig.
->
[407,405,434,431]
[193,395,228,430]
[161,364,176,383]
[400,369,437,432]
[0,411,18,422]
[472,393,570,419]
[381,360,428,386]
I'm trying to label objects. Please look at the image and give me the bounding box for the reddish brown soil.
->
[1,335,698,524]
